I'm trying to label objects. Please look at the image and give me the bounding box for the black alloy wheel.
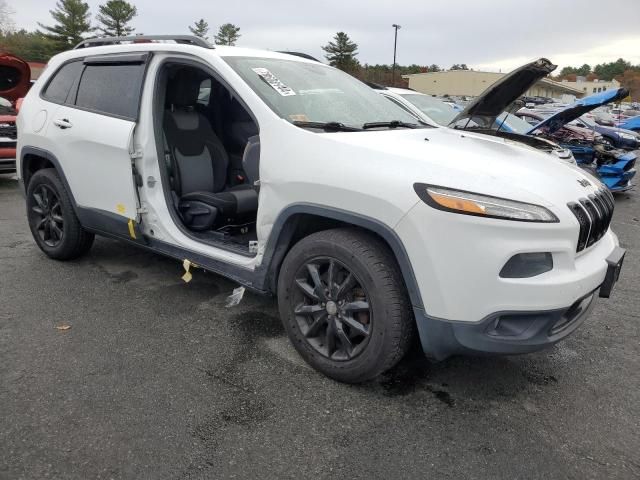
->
[30,184,65,247]
[277,228,415,383]
[26,168,94,260]
[292,257,372,361]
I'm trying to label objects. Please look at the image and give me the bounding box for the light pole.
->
[392,24,401,86]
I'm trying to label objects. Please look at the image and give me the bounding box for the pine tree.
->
[189,19,209,40]
[322,32,359,72]
[214,23,240,46]
[38,0,92,49]
[96,0,137,37]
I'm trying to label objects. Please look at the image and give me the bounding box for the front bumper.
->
[414,288,598,360]
[415,244,623,360]
[396,201,619,322]
[395,199,623,358]
[0,157,16,174]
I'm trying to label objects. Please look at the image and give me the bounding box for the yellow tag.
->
[182,259,193,283]
[128,219,137,239]
[116,203,126,214]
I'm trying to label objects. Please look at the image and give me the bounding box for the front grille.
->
[568,188,614,252]
[0,123,17,140]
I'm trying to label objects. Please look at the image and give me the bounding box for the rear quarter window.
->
[42,61,83,104]
[74,63,146,120]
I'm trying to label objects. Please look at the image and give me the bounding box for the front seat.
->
[163,69,258,231]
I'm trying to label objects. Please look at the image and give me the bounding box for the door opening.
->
[156,62,261,254]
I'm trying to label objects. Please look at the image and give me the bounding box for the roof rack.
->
[74,35,213,50]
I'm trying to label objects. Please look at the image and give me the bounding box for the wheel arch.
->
[261,204,424,310]
[20,147,78,213]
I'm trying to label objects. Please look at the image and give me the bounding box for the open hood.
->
[527,87,629,135]
[0,53,31,103]
[449,58,556,129]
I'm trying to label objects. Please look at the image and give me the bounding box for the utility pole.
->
[392,24,401,86]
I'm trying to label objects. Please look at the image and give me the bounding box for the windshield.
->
[398,93,458,125]
[223,56,421,129]
[493,112,533,134]
[575,115,596,127]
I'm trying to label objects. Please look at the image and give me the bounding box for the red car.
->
[0,52,31,173]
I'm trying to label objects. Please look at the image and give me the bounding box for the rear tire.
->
[26,168,94,260]
[277,228,414,383]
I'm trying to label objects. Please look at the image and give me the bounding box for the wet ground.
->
[1,173,639,479]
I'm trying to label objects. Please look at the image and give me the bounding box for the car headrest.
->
[167,68,201,108]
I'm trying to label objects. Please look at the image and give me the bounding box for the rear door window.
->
[74,63,146,120]
[42,61,83,104]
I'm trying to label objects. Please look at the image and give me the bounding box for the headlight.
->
[413,184,558,223]
[617,132,636,141]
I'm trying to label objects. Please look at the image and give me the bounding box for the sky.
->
[11,0,640,72]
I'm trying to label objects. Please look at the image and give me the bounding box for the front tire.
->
[277,228,414,383]
[26,169,94,260]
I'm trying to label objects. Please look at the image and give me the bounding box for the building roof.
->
[537,77,584,95]
[403,69,583,95]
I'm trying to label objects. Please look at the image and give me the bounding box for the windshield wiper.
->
[292,121,363,132]
[362,120,424,130]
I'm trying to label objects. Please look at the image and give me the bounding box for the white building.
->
[560,77,620,96]
[403,70,584,100]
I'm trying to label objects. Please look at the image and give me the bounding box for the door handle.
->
[53,118,73,129]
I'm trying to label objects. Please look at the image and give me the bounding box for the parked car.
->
[521,95,554,105]
[515,109,598,162]
[619,116,640,133]
[571,115,640,150]
[0,52,30,173]
[526,89,637,192]
[17,36,625,382]
[518,109,626,158]
[377,85,576,164]
[376,86,456,126]
[587,109,617,127]
[0,98,18,173]
[444,59,592,164]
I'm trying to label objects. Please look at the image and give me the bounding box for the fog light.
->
[500,252,553,278]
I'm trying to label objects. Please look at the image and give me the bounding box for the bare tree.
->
[0,0,15,34]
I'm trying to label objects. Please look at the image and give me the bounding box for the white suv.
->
[16,36,625,382]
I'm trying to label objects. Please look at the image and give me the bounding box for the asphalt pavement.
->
[1,173,639,479]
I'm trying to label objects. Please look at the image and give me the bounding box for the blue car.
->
[572,115,640,150]
[527,89,637,193]
[619,116,640,133]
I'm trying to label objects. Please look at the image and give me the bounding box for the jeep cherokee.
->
[16,36,625,382]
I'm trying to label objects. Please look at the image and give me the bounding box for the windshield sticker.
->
[252,67,296,96]
[289,114,309,122]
